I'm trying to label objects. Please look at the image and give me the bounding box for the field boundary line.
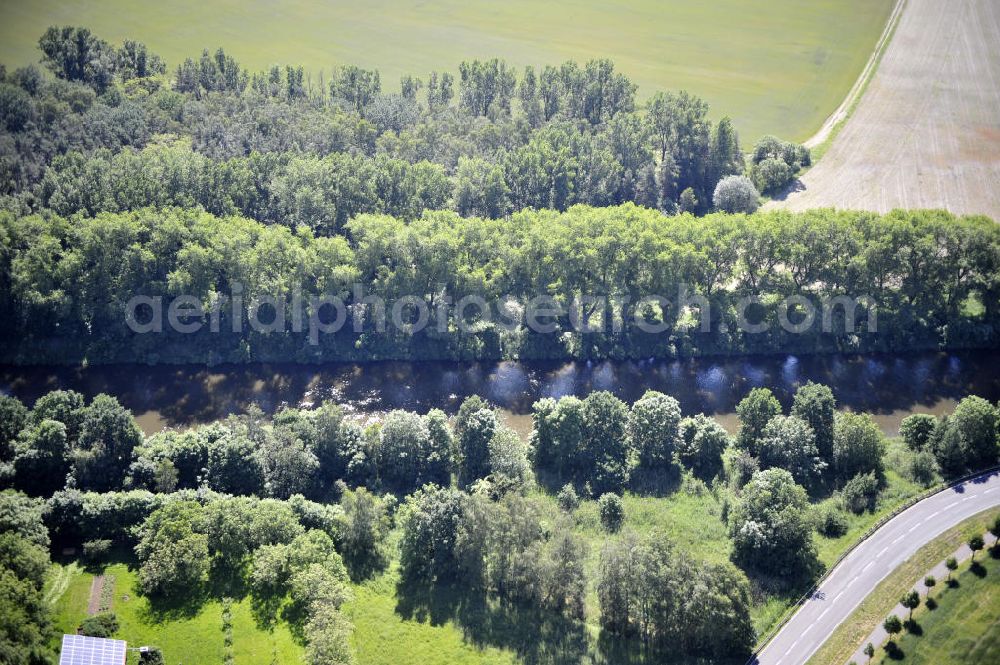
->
[803,0,907,150]
[747,463,1000,661]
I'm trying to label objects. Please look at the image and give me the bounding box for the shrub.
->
[814,503,849,537]
[906,449,940,487]
[82,539,112,561]
[713,175,760,214]
[556,484,580,512]
[900,414,937,450]
[139,647,165,665]
[79,612,119,638]
[598,493,625,533]
[841,472,879,514]
[750,157,793,194]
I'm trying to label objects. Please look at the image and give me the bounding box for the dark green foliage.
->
[0,395,28,460]
[556,483,580,512]
[748,135,809,194]
[0,494,55,665]
[2,205,997,365]
[139,647,165,665]
[833,412,885,481]
[582,392,631,495]
[598,493,625,532]
[900,414,938,451]
[455,397,496,486]
[841,471,880,514]
[792,382,836,461]
[135,501,210,596]
[900,590,920,619]
[398,484,465,584]
[0,490,49,548]
[968,534,984,560]
[338,488,389,581]
[71,394,143,491]
[676,414,728,481]
[814,502,849,537]
[82,539,112,561]
[79,612,119,637]
[736,388,782,455]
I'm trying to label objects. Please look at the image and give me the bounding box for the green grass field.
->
[871,548,1000,664]
[46,562,303,664]
[0,0,893,142]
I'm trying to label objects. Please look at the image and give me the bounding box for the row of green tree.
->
[3,381,997,508]
[2,205,997,365]
[1,26,800,221]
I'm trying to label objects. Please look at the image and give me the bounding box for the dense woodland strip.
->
[1,26,796,224]
[1,205,997,363]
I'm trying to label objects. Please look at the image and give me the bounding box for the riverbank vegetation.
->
[3,382,998,663]
[1,205,997,365]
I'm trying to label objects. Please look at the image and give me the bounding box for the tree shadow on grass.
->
[596,631,748,665]
[627,465,684,497]
[884,640,905,660]
[138,584,211,622]
[970,561,987,578]
[904,619,923,636]
[395,579,589,665]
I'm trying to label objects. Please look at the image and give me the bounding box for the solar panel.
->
[59,634,128,665]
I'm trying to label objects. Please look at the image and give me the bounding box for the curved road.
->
[749,468,1000,665]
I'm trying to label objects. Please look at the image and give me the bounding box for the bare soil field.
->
[770,0,1000,220]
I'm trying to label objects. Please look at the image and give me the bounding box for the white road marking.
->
[818,608,830,620]
[833,590,844,602]
[944,500,960,509]
[862,561,874,572]
[892,535,904,544]
[877,546,889,558]
[985,487,996,494]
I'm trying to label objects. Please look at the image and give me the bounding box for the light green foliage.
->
[135,501,211,596]
[598,531,755,658]
[713,175,759,213]
[729,468,819,581]
[629,390,681,470]
[757,415,825,488]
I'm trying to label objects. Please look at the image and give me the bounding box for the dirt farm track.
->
[770,0,1000,221]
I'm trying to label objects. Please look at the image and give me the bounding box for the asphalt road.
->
[749,468,1000,665]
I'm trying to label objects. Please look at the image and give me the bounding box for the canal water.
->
[2,351,998,437]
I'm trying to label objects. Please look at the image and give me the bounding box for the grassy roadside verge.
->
[869,547,999,664]
[805,508,999,665]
